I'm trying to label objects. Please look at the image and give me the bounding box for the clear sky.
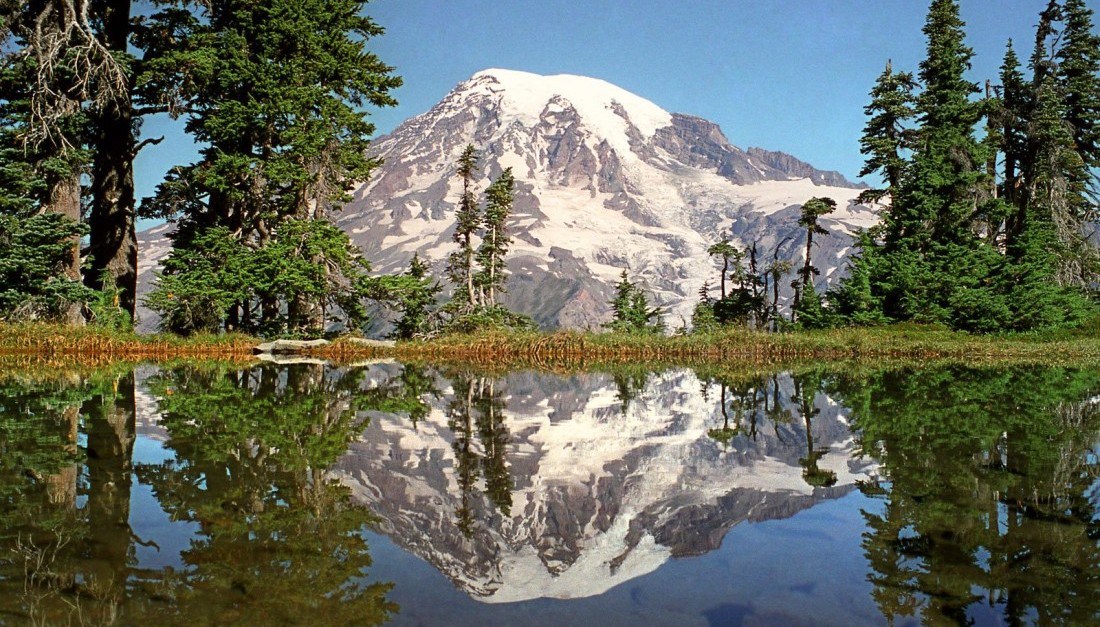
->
[134,0,1098,228]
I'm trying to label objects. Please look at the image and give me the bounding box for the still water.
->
[0,361,1097,626]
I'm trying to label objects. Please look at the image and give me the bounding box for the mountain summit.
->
[338,68,876,329]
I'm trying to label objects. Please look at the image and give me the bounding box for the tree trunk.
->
[87,0,137,320]
[46,174,86,325]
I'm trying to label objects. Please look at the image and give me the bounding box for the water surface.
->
[0,361,1097,625]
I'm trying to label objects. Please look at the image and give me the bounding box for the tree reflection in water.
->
[0,363,400,625]
[831,366,1100,625]
[1,362,1098,625]
[447,374,514,538]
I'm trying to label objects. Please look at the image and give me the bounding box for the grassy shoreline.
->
[2,322,1099,368]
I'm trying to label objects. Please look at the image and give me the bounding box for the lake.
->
[0,360,1097,626]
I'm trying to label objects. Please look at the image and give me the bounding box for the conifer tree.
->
[474,168,515,306]
[606,270,663,334]
[792,197,835,317]
[144,0,400,335]
[1056,0,1100,173]
[998,41,1029,214]
[707,236,741,299]
[858,61,917,205]
[447,145,481,309]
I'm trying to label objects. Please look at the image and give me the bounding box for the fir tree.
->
[1056,0,1100,172]
[606,270,664,334]
[793,196,836,318]
[474,168,515,306]
[447,145,481,309]
[858,60,917,205]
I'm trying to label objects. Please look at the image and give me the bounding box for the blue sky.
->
[135,0,1095,227]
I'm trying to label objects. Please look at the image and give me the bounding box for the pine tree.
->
[447,145,481,309]
[474,168,515,306]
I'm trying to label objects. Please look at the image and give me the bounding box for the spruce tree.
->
[1056,0,1100,172]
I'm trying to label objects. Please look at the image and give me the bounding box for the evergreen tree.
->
[446,145,481,309]
[792,196,835,318]
[1056,0,1100,173]
[858,61,917,205]
[998,41,1029,214]
[376,252,441,340]
[142,0,400,336]
[474,168,515,306]
[606,270,664,334]
[707,235,741,299]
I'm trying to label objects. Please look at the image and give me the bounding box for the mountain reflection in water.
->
[0,361,1096,626]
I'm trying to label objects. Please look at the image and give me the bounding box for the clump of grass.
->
[0,323,258,361]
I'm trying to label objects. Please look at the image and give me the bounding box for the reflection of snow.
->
[331,368,879,603]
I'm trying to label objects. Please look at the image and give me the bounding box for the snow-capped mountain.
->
[331,367,877,603]
[341,68,877,329]
[135,68,878,332]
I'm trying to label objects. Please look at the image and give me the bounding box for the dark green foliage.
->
[1056,0,1100,172]
[373,252,442,340]
[0,213,92,321]
[474,168,515,306]
[793,196,836,318]
[146,227,253,334]
[832,0,1097,333]
[141,0,400,336]
[606,270,664,334]
[707,236,742,299]
[446,145,481,308]
[149,220,373,336]
[858,61,917,203]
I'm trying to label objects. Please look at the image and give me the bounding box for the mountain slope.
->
[339,68,876,329]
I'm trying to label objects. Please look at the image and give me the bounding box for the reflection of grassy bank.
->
[326,323,1100,366]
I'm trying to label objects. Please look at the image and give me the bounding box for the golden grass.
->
[320,324,1100,369]
[4,322,1100,370]
[0,323,257,364]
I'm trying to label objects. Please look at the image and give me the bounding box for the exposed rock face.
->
[135,69,878,332]
[329,368,877,604]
